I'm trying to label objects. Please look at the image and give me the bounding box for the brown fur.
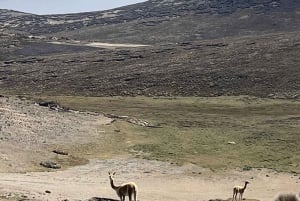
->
[109,172,138,201]
[275,193,299,201]
[233,181,249,201]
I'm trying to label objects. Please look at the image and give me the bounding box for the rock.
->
[53,149,68,155]
[104,113,128,119]
[38,101,57,107]
[243,166,252,171]
[127,117,151,127]
[3,60,16,64]
[40,161,61,169]
[45,190,51,194]
[38,101,68,112]
[209,82,216,87]
[113,57,126,61]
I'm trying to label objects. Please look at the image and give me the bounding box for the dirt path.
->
[48,41,150,49]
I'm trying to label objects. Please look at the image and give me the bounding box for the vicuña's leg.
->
[129,193,132,201]
[134,191,137,201]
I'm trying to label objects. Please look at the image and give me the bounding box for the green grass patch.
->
[31,95,300,173]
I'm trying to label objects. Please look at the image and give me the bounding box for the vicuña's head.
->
[108,171,116,181]
[245,181,250,185]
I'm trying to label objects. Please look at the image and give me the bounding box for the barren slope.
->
[0,32,299,98]
[1,0,300,43]
[0,96,112,172]
[0,0,300,98]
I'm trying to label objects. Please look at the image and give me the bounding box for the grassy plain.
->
[34,95,300,173]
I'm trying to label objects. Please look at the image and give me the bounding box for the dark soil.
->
[0,0,299,98]
[0,32,299,98]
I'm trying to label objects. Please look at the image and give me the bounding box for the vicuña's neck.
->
[243,182,248,190]
[110,178,118,190]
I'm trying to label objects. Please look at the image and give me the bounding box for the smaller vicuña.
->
[232,181,249,201]
[108,171,138,201]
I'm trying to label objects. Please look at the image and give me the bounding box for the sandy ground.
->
[0,96,299,201]
[0,157,299,201]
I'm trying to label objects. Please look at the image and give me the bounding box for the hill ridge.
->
[1,0,300,41]
[0,0,299,98]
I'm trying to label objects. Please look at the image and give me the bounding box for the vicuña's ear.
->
[113,172,116,175]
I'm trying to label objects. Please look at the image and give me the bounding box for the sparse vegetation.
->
[34,95,300,173]
[0,1,300,200]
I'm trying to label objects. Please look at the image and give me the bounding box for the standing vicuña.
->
[108,172,138,201]
[233,181,249,201]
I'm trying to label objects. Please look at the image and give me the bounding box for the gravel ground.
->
[0,96,112,172]
[0,157,299,201]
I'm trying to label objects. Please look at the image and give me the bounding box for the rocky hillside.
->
[0,0,299,98]
[1,0,300,43]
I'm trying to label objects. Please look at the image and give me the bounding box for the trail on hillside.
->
[48,41,150,49]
